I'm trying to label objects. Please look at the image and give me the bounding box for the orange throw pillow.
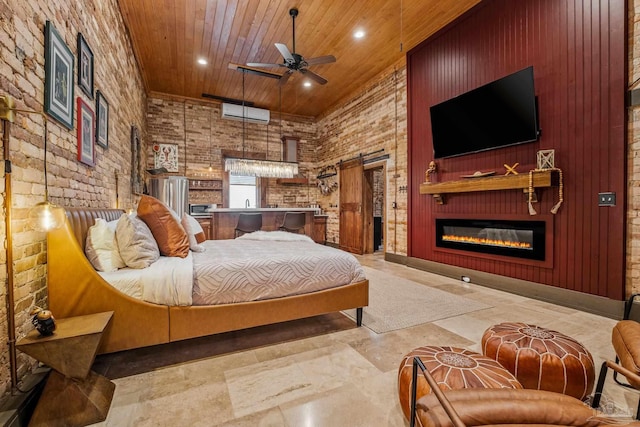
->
[137,195,190,258]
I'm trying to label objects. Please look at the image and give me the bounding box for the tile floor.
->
[91,254,637,426]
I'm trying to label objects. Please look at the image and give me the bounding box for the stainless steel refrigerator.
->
[147,176,189,218]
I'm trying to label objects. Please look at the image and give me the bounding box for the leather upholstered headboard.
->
[64,208,125,252]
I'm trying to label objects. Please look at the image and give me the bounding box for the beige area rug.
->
[343,266,492,333]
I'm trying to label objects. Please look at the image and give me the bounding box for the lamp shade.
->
[28,201,65,232]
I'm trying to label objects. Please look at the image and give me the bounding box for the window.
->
[229,175,258,208]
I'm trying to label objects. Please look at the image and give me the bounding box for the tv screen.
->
[430,66,539,159]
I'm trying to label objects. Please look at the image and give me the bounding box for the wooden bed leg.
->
[356,307,363,326]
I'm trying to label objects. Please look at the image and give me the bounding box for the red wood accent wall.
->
[407,0,626,299]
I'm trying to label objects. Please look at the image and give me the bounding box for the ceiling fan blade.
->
[275,43,295,64]
[246,62,286,68]
[299,69,328,85]
[279,70,293,86]
[305,55,336,66]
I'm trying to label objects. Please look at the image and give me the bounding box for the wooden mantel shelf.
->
[419,170,559,204]
[276,177,309,185]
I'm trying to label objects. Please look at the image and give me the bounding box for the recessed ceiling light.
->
[354,30,365,39]
[303,81,312,87]
[197,58,208,65]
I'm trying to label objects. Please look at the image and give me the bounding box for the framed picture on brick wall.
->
[77,33,94,99]
[77,97,95,167]
[153,143,179,172]
[44,21,74,129]
[96,90,109,148]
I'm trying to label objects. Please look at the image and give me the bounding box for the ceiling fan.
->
[247,8,336,85]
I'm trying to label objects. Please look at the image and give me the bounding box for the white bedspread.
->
[193,234,365,305]
[98,252,193,306]
[98,232,366,306]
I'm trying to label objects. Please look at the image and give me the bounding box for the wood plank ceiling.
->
[117,0,481,118]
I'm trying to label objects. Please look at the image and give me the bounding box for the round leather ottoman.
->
[397,345,522,421]
[481,322,595,400]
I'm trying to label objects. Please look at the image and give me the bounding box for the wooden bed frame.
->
[47,208,369,354]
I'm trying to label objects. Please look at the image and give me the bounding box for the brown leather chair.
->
[410,356,640,427]
[278,212,305,233]
[592,293,640,419]
[234,213,262,237]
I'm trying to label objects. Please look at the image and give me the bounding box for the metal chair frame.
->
[591,293,640,419]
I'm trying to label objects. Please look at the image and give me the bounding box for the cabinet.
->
[313,215,327,244]
[196,217,212,240]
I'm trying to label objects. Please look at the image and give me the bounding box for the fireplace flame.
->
[442,235,532,250]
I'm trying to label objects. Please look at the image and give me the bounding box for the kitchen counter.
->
[207,209,322,241]
[207,207,320,213]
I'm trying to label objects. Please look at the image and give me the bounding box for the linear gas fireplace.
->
[435,218,546,261]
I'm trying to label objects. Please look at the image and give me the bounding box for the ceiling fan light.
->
[197,58,208,65]
[354,30,366,39]
[303,81,312,87]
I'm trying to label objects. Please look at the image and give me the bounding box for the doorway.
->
[364,165,385,254]
[339,160,385,255]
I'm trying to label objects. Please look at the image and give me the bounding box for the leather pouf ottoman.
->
[481,322,595,400]
[397,345,522,421]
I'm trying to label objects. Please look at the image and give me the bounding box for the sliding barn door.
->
[339,158,364,254]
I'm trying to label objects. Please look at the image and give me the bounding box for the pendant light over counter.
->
[224,71,298,178]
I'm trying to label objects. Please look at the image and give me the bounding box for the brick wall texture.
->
[0,0,638,403]
[629,0,640,296]
[146,95,319,208]
[0,0,146,397]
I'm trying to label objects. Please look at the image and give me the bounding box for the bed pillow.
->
[181,214,206,252]
[85,218,126,272]
[115,213,160,268]
[137,195,190,258]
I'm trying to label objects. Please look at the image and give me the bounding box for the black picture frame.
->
[77,33,94,99]
[77,97,95,167]
[96,91,109,148]
[44,21,74,129]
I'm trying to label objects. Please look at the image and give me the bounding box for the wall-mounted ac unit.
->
[221,103,270,125]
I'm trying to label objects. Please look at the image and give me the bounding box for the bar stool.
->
[278,212,305,233]
[234,213,262,237]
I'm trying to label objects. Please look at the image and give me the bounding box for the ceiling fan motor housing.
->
[245,7,334,85]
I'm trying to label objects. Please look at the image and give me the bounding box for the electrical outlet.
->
[598,192,616,207]
[392,202,397,209]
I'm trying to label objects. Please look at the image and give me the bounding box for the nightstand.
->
[16,311,115,427]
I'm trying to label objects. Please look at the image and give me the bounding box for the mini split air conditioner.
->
[220,103,270,125]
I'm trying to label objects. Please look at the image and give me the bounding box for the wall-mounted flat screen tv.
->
[430,66,540,159]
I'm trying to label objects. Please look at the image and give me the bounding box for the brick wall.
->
[316,66,408,253]
[146,94,321,209]
[0,0,146,397]
[629,0,640,296]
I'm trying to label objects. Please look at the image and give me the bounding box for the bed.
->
[47,207,369,354]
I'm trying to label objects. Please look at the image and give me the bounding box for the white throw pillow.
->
[85,218,126,272]
[181,214,205,252]
[115,213,160,268]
